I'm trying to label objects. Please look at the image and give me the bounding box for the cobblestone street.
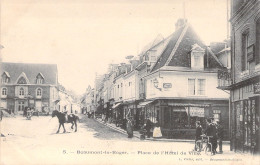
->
[0,115,259,165]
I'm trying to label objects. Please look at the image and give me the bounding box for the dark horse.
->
[51,110,79,133]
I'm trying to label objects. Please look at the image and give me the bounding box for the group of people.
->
[126,118,162,139]
[195,118,224,155]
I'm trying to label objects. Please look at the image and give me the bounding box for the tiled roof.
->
[151,26,185,71]
[151,24,223,72]
[210,42,226,55]
[1,62,58,85]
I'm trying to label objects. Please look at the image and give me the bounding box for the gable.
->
[151,26,185,72]
[152,25,223,71]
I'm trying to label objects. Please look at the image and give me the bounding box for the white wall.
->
[123,71,137,101]
[146,71,229,99]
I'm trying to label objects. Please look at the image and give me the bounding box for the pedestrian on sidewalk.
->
[194,121,202,151]
[144,119,152,138]
[126,117,133,138]
[153,122,162,139]
[216,121,224,154]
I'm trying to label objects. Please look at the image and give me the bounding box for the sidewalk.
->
[94,117,230,144]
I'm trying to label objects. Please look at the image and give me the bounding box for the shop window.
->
[242,30,249,71]
[188,79,195,95]
[197,79,205,95]
[1,88,7,96]
[213,113,220,122]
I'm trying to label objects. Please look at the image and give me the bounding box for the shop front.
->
[122,101,140,129]
[230,81,260,154]
[141,99,229,139]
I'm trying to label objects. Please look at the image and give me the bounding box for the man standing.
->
[205,118,218,155]
[216,121,224,154]
[144,119,152,138]
[195,121,202,151]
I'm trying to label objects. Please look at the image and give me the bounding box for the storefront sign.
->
[254,82,260,94]
[163,83,172,88]
[190,107,205,117]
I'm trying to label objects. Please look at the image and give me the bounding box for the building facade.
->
[1,62,59,114]
[228,0,260,154]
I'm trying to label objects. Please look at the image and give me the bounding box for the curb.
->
[94,118,230,144]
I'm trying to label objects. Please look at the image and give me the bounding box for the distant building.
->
[0,62,59,114]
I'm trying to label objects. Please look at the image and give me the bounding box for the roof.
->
[1,62,58,85]
[210,42,226,55]
[151,24,223,72]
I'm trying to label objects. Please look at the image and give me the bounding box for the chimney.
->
[175,18,187,31]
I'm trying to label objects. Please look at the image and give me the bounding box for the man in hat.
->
[195,121,202,151]
[205,118,218,155]
[216,121,224,154]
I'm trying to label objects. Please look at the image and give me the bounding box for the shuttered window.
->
[242,30,249,71]
[256,18,260,64]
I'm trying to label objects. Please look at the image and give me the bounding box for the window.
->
[242,30,249,71]
[36,73,44,84]
[36,79,43,84]
[197,79,205,95]
[188,79,195,95]
[36,88,42,97]
[194,55,200,67]
[213,113,220,122]
[19,88,25,96]
[1,88,7,96]
[256,18,260,64]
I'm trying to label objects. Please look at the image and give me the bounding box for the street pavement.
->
[0,114,259,165]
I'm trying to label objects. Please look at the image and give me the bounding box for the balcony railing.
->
[217,69,232,90]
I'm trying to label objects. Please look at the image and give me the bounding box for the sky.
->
[1,0,229,95]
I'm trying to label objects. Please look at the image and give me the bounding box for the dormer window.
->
[36,73,44,84]
[191,44,205,70]
[1,72,10,84]
[17,77,27,84]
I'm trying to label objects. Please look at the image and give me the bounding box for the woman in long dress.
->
[126,118,133,138]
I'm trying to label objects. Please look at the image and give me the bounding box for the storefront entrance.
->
[232,96,260,154]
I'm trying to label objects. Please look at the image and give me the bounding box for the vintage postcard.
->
[0,0,260,164]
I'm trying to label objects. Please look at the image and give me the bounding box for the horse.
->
[51,110,79,133]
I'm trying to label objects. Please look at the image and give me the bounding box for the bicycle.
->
[195,134,213,155]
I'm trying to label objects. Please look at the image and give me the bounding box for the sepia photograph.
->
[0,0,260,164]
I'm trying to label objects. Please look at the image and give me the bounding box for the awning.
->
[167,103,209,107]
[138,100,153,107]
[112,103,121,109]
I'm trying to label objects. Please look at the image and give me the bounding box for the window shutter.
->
[256,19,260,64]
